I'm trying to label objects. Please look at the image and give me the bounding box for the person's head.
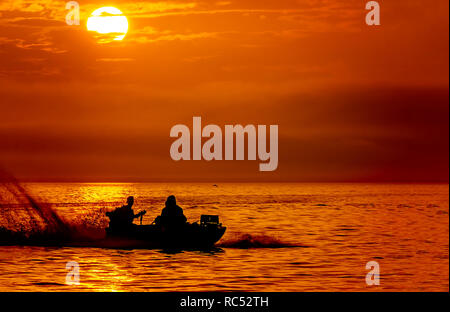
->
[127,196,134,206]
[165,195,176,207]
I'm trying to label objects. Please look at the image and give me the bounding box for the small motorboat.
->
[104,215,226,249]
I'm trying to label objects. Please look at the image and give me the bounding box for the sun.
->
[87,7,128,43]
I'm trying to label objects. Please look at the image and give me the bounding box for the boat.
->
[104,214,226,249]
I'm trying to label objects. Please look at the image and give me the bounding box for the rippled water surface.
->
[0,183,448,291]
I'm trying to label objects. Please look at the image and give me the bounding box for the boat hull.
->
[104,223,226,249]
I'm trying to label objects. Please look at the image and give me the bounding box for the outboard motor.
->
[200,215,221,227]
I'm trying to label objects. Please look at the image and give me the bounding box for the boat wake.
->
[0,169,107,247]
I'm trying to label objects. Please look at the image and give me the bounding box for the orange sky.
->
[0,0,448,182]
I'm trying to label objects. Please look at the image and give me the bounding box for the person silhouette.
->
[158,195,187,226]
[106,196,146,234]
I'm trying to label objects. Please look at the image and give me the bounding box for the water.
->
[0,183,448,291]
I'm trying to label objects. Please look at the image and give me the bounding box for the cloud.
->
[129,30,221,43]
[96,57,135,62]
[0,82,447,182]
[123,1,198,16]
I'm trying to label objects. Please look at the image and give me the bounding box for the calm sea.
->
[0,183,448,291]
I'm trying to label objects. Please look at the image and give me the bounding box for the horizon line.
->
[9,180,450,184]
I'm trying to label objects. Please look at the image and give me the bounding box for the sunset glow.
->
[0,0,448,295]
[0,0,448,182]
[87,7,128,43]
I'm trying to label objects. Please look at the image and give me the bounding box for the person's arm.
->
[134,210,146,218]
[176,206,187,222]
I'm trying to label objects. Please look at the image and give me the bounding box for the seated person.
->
[106,196,146,233]
[155,195,187,227]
